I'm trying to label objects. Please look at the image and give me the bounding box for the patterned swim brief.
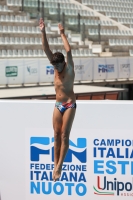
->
[55,102,76,114]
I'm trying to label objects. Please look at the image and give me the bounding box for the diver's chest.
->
[54,74,69,85]
[55,70,71,82]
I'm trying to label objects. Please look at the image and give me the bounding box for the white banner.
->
[0,60,8,85]
[117,58,130,79]
[129,58,133,79]
[39,59,54,83]
[0,57,133,85]
[0,100,133,200]
[86,58,93,81]
[93,58,106,80]
[24,59,39,84]
[105,58,118,80]
[6,59,24,85]
[74,58,82,81]
[74,58,93,81]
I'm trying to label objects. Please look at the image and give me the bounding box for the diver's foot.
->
[54,166,62,182]
[52,167,56,181]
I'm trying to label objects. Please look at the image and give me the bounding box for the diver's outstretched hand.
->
[39,18,45,32]
[58,23,64,35]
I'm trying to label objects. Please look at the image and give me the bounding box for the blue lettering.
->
[42,182,52,194]
[78,173,86,182]
[131,162,133,175]
[118,161,129,175]
[76,184,87,196]
[93,147,96,157]
[106,161,116,174]
[53,183,64,195]
[94,160,104,174]
[125,148,129,158]
[46,69,54,75]
[65,183,74,195]
[101,139,106,146]
[70,165,75,171]
[35,164,39,170]
[50,171,53,181]
[30,164,34,169]
[34,171,41,180]
[69,172,77,182]
[94,139,99,146]
[117,148,124,158]
[106,180,113,190]
[76,165,81,171]
[125,182,132,191]
[99,176,133,196]
[61,172,69,182]
[46,164,50,170]
[107,140,114,146]
[40,164,45,170]
[98,147,106,157]
[93,139,133,147]
[31,182,40,194]
[52,164,54,170]
[117,181,124,195]
[30,171,33,180]
[125,140,132,146]
[130,150,133,158]
[41,171,48,181]
[106,148,115,158]
[82,165,86,172]
[115,140,120,146]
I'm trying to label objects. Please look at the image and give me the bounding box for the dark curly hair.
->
[50,52,65,65]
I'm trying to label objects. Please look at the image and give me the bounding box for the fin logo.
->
[30,137,87,163]
[46,66,54,75]
[98,65,114,73]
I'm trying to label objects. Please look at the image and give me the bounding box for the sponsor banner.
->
[117,58,130,79]
[93,58,106,80]
[74,58,82,81]
[6,59,24,84]
[92,130,133,198]
[6,66,18,77]
[24,59,39,84]
[106,58,117,80]
[74,58,92,81]
[39,59,54,83]
[93,58,117,81]
[0,60,8,85]
[0,57,133,85]
[25,128,88,200]
[128,58,133,79]
[0,101,133,200]
[86,58,93,81]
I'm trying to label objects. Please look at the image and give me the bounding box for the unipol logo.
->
[30,137,87,163]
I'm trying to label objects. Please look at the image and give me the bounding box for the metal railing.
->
[21,0,101,41]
